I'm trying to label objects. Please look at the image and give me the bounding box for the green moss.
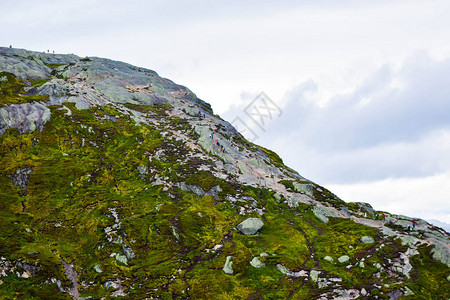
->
[43,62,67,69]
[185,170,220,191]
[407,245,450,298]
[0,72,50,106]
[124,103,173,116]
[254,144,284,168]
[30,78,51,87]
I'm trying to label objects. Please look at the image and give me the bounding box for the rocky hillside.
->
[0,47,449,299]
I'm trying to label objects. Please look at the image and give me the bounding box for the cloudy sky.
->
[2,0,449,225]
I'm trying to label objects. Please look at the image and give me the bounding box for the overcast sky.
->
[1,0,449,226]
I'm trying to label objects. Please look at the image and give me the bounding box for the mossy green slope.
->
[0,47,449,299]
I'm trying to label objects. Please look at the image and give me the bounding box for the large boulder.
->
[237,218,264,235]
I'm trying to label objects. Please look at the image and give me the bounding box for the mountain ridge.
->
[0,47,449,299]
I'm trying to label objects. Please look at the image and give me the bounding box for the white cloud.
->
[227,53,450,183]
[328,171,450,223]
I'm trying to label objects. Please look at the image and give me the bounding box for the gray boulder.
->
[115,254,128,265]
[237,218,264,235]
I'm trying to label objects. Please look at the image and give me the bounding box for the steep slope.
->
[0,47,449,299]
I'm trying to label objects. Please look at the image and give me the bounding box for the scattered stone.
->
[137,165,148,180]
[223,256,233,275]
[250,257,265,268]
[338,255,350,263]
[404,286,414,296]
[276,264,289,275]
[103,281,119,291]
[122,244,135,261]
[273,193,282,203]
[93,264,102,273]
[115,254,128,265]
[324,256,334,262]
[361,288,367,296]
[310,270,320,283]
[260,252,269,257]
[358,261,365,268]
[237,218,264,235]
[374,263,382,269]
[360,236,374,243]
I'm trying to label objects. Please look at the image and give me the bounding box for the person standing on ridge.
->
[210,132,214,139]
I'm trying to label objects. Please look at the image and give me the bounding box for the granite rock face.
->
[0,103,51,134]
